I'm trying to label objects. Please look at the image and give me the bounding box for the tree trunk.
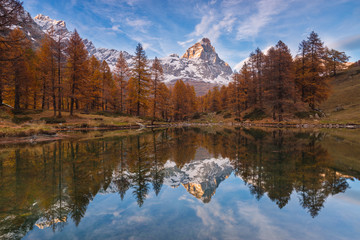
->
[70,97,74,116]
[0,77,3,105]
[70,79,75,116]
[33,92,37,109]
[120,79,123,113]
[57,52,62,118]
[52,79,56,116]
[14,68,20,110]
[42,77,46,110]
[152,80,157,125]
[137,78,141,116]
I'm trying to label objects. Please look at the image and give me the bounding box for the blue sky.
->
[24,0,360,70]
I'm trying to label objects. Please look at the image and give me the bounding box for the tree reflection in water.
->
[0,128,356,238]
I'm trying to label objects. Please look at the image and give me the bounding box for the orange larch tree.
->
[150,57,163,123]
[128,43,150,116]
[265,41,296,121]
[295,31,330,109]
[6,28,31,110]
[157,82,171,120]
[100,60,113,111]
[65,29,88,116]
[114,52,129,113]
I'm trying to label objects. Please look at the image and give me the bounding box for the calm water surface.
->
[1,128,360,240]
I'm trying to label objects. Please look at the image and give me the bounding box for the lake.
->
[1,127,360,240]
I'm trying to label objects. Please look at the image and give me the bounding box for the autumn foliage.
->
[200,32,349,121]
[0,2,350,123]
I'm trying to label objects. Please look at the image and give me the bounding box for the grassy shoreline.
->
[0,107,359,145]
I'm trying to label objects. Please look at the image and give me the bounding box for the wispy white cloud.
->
[328,34,360,52]
[177,38,195,47]
[127,215,151,224]
[188,0,291,43]
[180,0,292,69]
[236,0,290,40]
[111,25,122,33]
[125,17,152,31]
[189,199,291,240]
[25,0,360,68]
[236,201,290,240]
[234,45,273,71]
[234,58,248,72]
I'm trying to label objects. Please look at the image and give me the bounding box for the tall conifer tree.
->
[128,43,150,116]
[114,52,129,113]
[150,57,163,123]
[65,30,88,116]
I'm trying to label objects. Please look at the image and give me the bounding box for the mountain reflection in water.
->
[0,127,359,239]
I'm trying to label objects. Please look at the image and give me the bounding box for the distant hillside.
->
[321,66,360,123]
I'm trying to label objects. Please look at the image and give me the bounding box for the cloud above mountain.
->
[24,0,360,68]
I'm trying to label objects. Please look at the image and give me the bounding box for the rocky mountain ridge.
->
[2,7,44,47]
[106,156,233,203]
[28,12,233,94]
[161,38,233,85]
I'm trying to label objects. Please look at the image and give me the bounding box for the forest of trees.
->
[0,1,350,122]
[200,36,350,121]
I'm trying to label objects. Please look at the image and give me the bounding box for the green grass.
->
[12,116,33,124]
[0,109,147,138]
[40,117,66,124]
[320,66,360,124]
[243,108,267,121]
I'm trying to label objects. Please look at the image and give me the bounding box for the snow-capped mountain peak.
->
[106,157,233,203]
[34,14,69,39]
[33,14,131,70]
[32,14,233,94]
[34,14,66,28]
[182,38,216,60]
[161,38,233,88]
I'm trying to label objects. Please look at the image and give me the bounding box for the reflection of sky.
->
[24,174,360,240]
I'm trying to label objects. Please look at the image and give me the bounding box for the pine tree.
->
[240,63,251,110]
[210,86,220,112]
[53,27,67,117]
[186,83,197,115]
[324,48,350,76]
[150,57,163,124]
[295,40,309,102]
[172,80,187,120]
[7,28,31,110]
[88,55,101,110]
[47,27,57,116]
[65,30,88,116]
[23,47,37,109]
[248,48,265,108]
[0,0,28,101]
[265,41,296,121]
[231,73,242,117]
[295,31,330,109]
[219,85,228,111]
[37,34,53,110]
[114,52,129,113]
[100,60,112,111]
[171,80,197,120]
[230,69,248,118]
[29,52,41,109]
[157,83,171,120]
[128,43,150,116]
